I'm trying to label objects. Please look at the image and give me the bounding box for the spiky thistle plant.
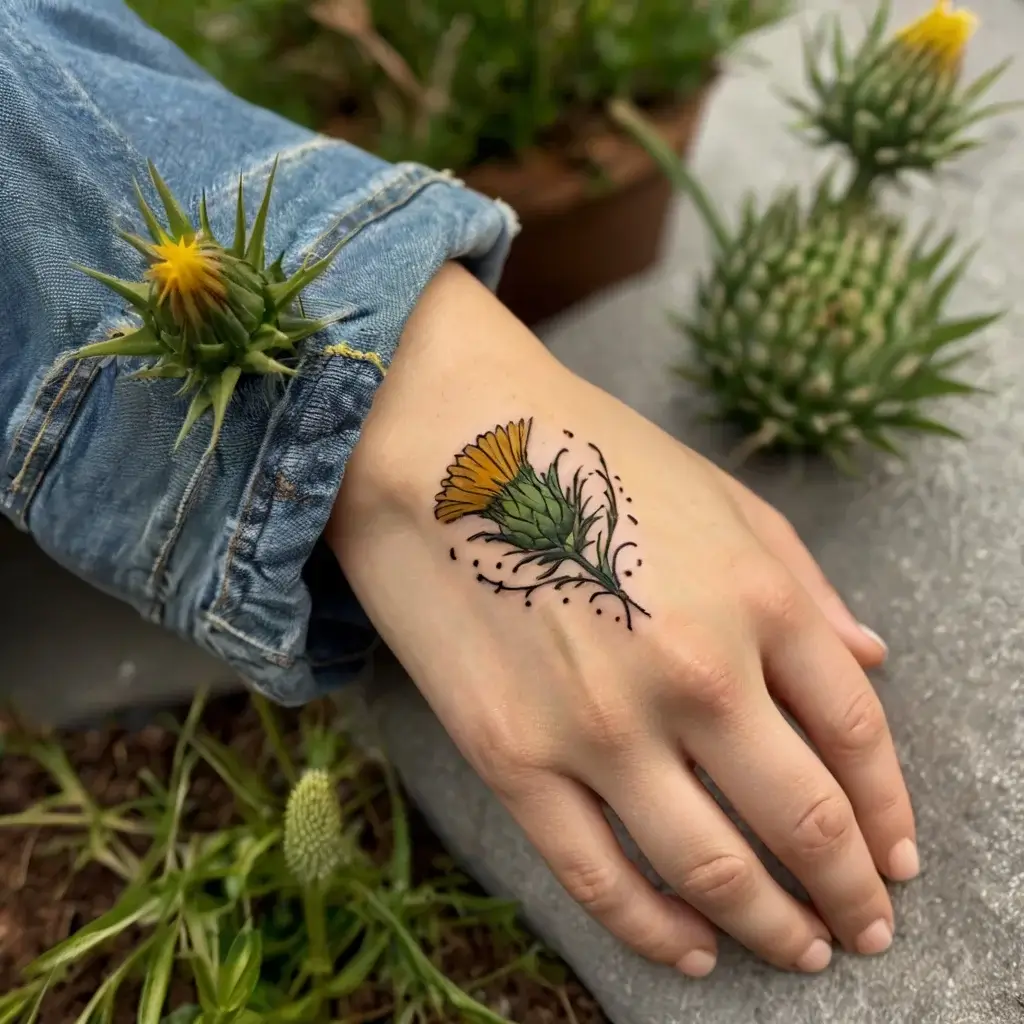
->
[284,768,346,886]
[610,97,1002,473]
[792,0,1018,198]
[72,159,344,451]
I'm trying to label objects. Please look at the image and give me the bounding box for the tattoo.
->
[434,418,650,629]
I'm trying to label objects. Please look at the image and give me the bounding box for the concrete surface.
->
[3,0,1023,1021]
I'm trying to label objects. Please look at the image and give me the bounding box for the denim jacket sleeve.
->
[0,0,516,704]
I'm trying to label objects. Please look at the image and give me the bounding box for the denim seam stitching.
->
[203,171,458,662]
[7,356,102,510]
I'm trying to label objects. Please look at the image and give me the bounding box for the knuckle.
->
[560,858,623,915]
[834,689,889,756]
[744,563,805,625]
[682,657,744,718]
[467,716,544,796]
[576,693,640,753]
[678,853,754,905]
[792,793,855,858]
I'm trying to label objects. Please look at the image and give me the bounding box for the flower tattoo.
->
[434,419,650,628]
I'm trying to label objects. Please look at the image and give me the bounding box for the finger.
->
[718,472,887,668]
[596,752,836,974]
[761,606,918,886]
[500,772,721,977]
[676,638,896,957]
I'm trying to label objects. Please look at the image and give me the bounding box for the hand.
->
[330,264,917,977]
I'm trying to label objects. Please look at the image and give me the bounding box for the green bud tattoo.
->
[434,419,650,628]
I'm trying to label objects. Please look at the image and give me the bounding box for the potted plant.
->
[127,0,792,324]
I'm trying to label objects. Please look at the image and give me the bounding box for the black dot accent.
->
[525,600,532,607]
[614,475,621,482]
[626,497,633,503]
[618,487,624,494]
[563,597,570,604]
[596,608,603,615]
[627,515,638,526]
[563,430,575,438]
[449,547,457,561]
[496,562,503,570]
[625,570,633,577]
[637,558,643,566]
[615,616,621,622]
[473,559,479,567]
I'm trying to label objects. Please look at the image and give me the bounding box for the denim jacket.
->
[0,0,516,704]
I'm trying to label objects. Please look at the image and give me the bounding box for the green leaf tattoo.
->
[434,419,650,629]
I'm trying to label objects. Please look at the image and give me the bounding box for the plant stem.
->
[844,162,879,206]
[252,692,298,786]
[608,97,731,250]
[303,882,332,977]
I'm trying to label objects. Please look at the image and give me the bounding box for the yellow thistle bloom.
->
[434,418,532,523]
[146,236,227,325]
[895,0,978,71]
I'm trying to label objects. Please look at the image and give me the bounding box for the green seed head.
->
[284,769,346,886]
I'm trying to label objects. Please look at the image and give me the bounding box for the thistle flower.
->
[434,419,580,551]
[284,769,346,886]
[71,159,345,452]
[435,420,650,627]
[793,0,1015,192]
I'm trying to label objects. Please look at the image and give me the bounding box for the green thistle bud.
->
[677,179,1000,470]
[71,159,346,452]
[284,769,346,886]
[791,0,1015,191]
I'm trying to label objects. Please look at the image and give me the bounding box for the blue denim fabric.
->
[0,0,516,704]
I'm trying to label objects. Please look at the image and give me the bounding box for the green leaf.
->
[187,733,276,815]
[925,312,1002,353]
[126,363,189,382]
[134,178,170,245]
[217,930,262,1015]
[138,927,178,1024]
[74,265,153,312]
[198,191,218,245]
[864,0,890,49]
[119,230,159,260]
[245,156,279,271]
[28,889,161,975]
[960,56,1013,104]
[266,241,344,313]
[18,973,52,1024]
[266,993,324,1023]
[174,391,213,450]
[323,930,389,997]
[148,161,194,240]
[232,174,247,258]
[190,954,218,1016]
[887,414,967,439]
[240,351,296,376]
[0,984,43,1024]
[160,1007,201,1024]
[208,367,241,452]
[72,938,157,1024]
[72,326,163,361]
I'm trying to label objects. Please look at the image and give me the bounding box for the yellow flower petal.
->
[434,419,533,523]
[895,0,978,71]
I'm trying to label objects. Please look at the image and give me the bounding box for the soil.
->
[0,695,606,1024]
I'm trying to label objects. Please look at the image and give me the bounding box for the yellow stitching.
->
[322,342,387,375]
[10,357,79,494]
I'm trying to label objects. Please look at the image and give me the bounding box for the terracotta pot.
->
[462,79,718,326]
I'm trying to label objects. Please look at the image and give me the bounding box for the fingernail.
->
[795,938,833,973]
[677,949,717,978]
[858,623,888,657]
[888,838,920,881]
[855,919,893,955]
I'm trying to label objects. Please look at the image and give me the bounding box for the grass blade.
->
[138,926,178,1024]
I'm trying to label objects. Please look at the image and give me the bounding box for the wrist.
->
[329,262,568,533]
